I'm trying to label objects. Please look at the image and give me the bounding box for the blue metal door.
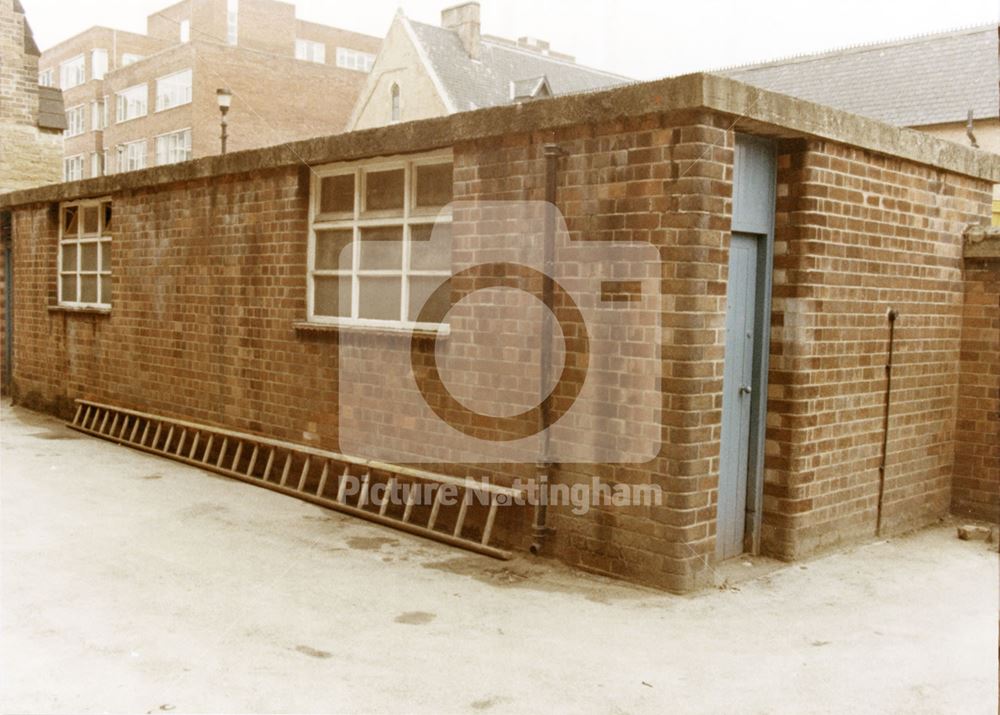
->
[717,233,758,559]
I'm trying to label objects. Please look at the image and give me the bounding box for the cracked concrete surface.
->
[1,402,997,714]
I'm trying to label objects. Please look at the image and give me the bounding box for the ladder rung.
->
[427,487,444,530]
[402,486,417,523]
[279,453,292,486]
[247,446,260,478]
[140,420,150,446]
[129,417,141,443]
[379,477,396,516]
[78,404,89,427]
[98,410,110,434]
[108,413,120,436]
[230,443,244,473]
[262,448,276,481]
[316,461,329,496]
[481,500,498,545]
[336,467,350,503]
[215,438,228,468]
[152,422,163,449]
[176,429,187,456]
[201,434,214,463]
[296,456,310,491]
[163,425,175,453]
[357,472,370,508]
[453,494,469,537]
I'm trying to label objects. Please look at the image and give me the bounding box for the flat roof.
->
[2,72,997,209]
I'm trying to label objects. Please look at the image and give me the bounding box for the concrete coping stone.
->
[2,73,998,210]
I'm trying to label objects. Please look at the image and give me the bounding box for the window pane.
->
[359,225,402,270]
[80,242,98,271]
[99,242,110,271]
[102,202,113,233]
[61,274,77,302]
[80,275,98,303]
[320,174,354,214]
[61,244,77,271]
[415,163,453,208]
[364,169,404,212]
[358,276,401,320]
[99,276,110,305]
[409,223,451,271]
[64,206,78,234]
[314,275,350,317]
[315,229,353,270]
[408,275,451,322]
[83,206,99,234]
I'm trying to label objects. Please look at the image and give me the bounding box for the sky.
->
[22,0,999,80]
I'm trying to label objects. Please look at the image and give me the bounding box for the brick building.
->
[1,73,997,593]
[38,0,380,180]
[348,1,628,130]
[0,0,65,192]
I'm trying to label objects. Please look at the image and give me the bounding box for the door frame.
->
[727,134,777,556]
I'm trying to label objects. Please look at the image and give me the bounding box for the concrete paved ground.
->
[1,402,997,714]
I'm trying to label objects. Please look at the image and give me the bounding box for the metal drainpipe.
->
[875,308,899,536]
[530,143,565,555]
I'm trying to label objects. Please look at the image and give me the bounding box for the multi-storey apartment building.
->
[39,0,380,180]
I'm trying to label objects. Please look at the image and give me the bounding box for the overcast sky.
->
[22,0,998,79]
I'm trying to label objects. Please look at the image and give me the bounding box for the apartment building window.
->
[155,69,192,111]
[65,105,85,137]
[59,199,112,308]
[63,155,85,181]
[336,47,375,72]
[295,39,326,63]
[91,49,108,80]
[116,84,148,122]
[156,128,192,165]
[60,55,85,89]
[90,99,106,130]
[307,151,453,326]
[39,68,54,87]
[90,153,101,178]
[180,19,190,42]
[226,0,238,45]
[121,53,143,66]
[119,140,147,172]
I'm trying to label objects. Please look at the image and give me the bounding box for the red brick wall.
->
[766,140,993,558]
[6,119,993,591]
[952,248,999,522]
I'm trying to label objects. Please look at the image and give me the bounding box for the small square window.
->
[359,226,403,270]
[319,174,354,214]
[414,163,453,208]
[314,229,353,270]
[364,169,404,212]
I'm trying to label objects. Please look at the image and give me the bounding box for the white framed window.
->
[121,53,143,66]
[90,99,106,130]
[64,105,85,137]
[39,68,54,87]
[119,140,147,172]
[295,39,326,63]
[91,49,108,80]
[155,128,192,165]
[307,150,454,327]
[59,198,113,308]
[336,47,375,72]
[155,69,192,111]
[180,19,190,42]
[60,55,85,89]
[226,0,238,45]
[116,83,147,122]
[390,83,400,123]
[63,154,85,182]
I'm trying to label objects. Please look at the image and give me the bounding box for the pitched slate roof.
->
[406,18,630,111]
[719,25,999,127]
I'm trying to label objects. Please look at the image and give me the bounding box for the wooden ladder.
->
[68,399,523,559]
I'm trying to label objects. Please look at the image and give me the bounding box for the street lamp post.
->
[216,88,232,155]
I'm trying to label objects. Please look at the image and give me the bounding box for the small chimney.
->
[441,2,480,60]
[517,36,550,53]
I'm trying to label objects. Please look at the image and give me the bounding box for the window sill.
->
[294,321,449,340]
[48,304,111,316]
